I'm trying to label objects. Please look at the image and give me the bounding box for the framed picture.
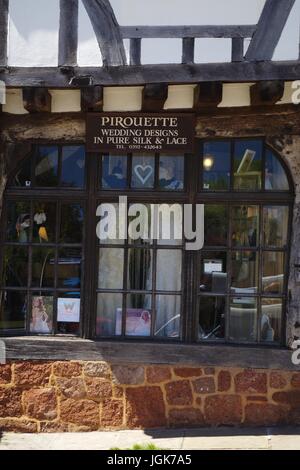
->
[57,297,80,323]
[30,296,53,334]
[204,259,223,274]
[115,308,151,336]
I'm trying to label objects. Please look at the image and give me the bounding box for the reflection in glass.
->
[0,290,26,330]
[159,155,184,190]
[229,297,257,342]
[96,292,122,336]
[198,296,225,340]
[6,201,31,242]
[263,206,288,248]
[102,155,127,189]
[234,140,262,190]
[203,141,231,190]
[156,250,182,291]
[98,248,124,289]
[35,146,58,187]
[3,247,28,287]
[156,204,183,245]
[127,249,152,290]
[261,298,282,343]
[62,146,85,188]
[10,157,31,188]
[131,154,155,189]
[232,205,259,247]
[57,248,81,288]
[155,295,180,338]
[231,251,258,293]
[60,204,84,243]
[204,205,228,246]
[57,294,80,335]
[32,248,55,287]
[200,252,227,293]
[125,294,152,336]
[128,203,152,245]
[33,202,56,243]
[97,202,125,245]
[30,294,53,334]
[263,252,284,294]
[265,150,289,190]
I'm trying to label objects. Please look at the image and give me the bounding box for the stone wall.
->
[0,361,300,433]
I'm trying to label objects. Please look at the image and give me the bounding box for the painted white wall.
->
[7,0,300,67]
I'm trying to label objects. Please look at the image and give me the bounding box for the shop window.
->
[0,140,293,347]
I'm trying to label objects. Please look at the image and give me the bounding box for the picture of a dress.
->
[30,296,53,334]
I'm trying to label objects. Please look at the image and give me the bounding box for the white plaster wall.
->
[7,0,300,67]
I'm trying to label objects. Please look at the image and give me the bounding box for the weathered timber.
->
[182,38,195,64]
[121,25,256,39]
[1,61,300,87]
[81,86,103,112]
[0,0,8,67]
[2,336,298,369]
[245,0,296,61]
[194,82,223,109]
[142,84,168,111]
[250,80,285,106]
[22,88,52,113]
[58,0,78,67]
[129,38,141,66]
[231,37,244,62]
[82,0,126,66]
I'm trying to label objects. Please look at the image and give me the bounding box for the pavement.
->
[1,427,300,450]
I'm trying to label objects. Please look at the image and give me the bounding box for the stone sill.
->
[1,336,299,371]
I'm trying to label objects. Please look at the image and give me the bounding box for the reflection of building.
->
[0,0,300,432]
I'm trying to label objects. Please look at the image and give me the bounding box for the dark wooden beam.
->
[121,25,256,39]
[182,38,195,64]
[250,80,285,106]
[194,82,223,109]
[22,88,52,113]
[81,0,126,66]
[1,61,300,87]
[231,38,244,62]
[0,0,9,67]
[58,0,78,67]
[129,38,141,66]
[245,0,296,61]
[142,84,168,111]
[81,86,103,112]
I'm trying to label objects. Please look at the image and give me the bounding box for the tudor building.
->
[0,0,300,431]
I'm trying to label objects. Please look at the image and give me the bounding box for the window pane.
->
[57,248,81,288]
[96,292,122,336]
[35,146,58,187]
[232,205,259,247]
[156,250,182,291]
[159,155,184,190]
[61,146,85,188]
[231,251,258,294]
[200,252,227,293]
[263,206,288,248]
[60,204,84,243]
[102,155,127,189]
[203,141,231,190]
[128,203,153,246]
[10,157,31,188]
[98,248,124,289]
[229,297,257,342]
[204,205,228,246]
[131,154,155,189]
[33,202,56,243]
[261,298,282,343]
[6,201,31,242]
[156,204,183,246]
[265,150,289,190]
[3,247,28,287]
[263,252,285,294]
[234,140,262,190]
[30,294,53,334]
[97,202,125,245]
[0,291,26,330]
[198,296,225,340]
[155,295,181,338]
[57,294,80,335]
[32,248,55,287]
[125,294,152,336]
[127,249,153,290]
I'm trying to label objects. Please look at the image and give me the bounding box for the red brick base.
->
[0,362,299,432]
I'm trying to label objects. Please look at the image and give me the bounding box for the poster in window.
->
[30,296,53,334]
[57,298,80,323]
[115,308,151,336]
